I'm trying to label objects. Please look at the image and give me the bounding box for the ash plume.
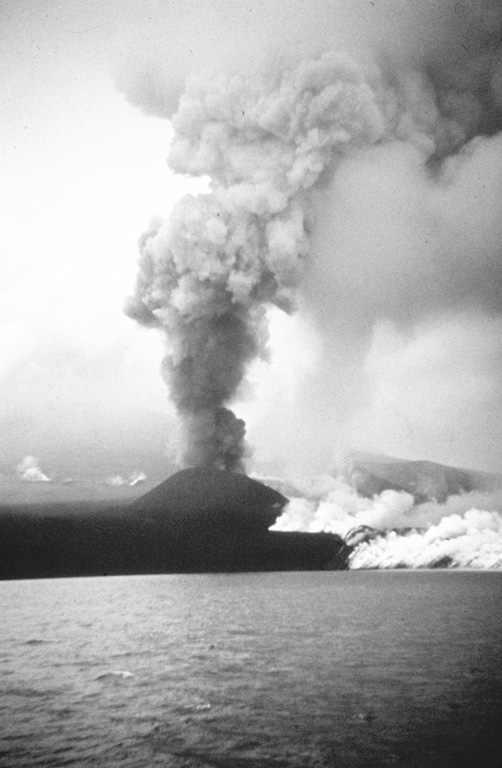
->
[123,0,502,473]
[126,53,384,469]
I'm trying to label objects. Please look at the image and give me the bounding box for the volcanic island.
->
[0,467,349,579]
[3,457,500,579]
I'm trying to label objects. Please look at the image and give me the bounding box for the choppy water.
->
[1,571,501,767]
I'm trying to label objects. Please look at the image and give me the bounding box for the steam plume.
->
[17,456,51,483]
[350,510,502,569]
[270,474,502,568]
[105,470,147,487]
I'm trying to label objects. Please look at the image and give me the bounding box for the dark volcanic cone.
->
[129,467,348,571]
[130,467,290,570]
[131,466,286,531]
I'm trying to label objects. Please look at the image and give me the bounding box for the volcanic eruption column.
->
[126,53,386,469]
[126,35,502,472]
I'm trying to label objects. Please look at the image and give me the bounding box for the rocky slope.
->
[344,453,502,503]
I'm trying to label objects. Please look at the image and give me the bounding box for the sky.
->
[0,0,192,494]
[1,0,502,501]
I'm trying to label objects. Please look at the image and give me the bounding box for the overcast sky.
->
[1,1,191,489]
[1,0,502,493]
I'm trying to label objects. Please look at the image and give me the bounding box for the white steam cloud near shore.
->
[121,0,502,477]
[350,511,502,569]
[270,474,502,568]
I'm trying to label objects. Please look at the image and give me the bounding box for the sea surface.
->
[1,571,501,768]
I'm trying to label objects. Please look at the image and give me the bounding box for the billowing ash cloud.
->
[126,53,384,469]
[17,455,51,483]
[123,0,502,473]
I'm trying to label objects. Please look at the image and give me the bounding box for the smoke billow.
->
[123,0,502,473]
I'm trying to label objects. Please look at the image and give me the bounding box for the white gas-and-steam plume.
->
[105,471,147,488]
[16,456,51,483]
[270,474,502,569]
[350,510,502,569]
[124,1,502,474]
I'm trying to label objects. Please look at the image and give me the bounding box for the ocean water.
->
[1,572,501,768]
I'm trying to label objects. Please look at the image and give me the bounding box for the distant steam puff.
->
[105,471,147,488]
[16,456,51,483]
